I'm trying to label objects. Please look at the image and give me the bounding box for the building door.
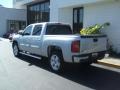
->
[73,7,84,33]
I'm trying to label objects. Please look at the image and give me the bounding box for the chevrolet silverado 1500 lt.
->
[12,22,107,72]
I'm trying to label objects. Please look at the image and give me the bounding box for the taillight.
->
[71,40,80,53]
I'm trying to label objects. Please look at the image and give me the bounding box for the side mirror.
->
[23,33,30,36]
[18,31,24,35]
[19,32,24,35]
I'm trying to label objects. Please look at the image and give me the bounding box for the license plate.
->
[92,53,98,57]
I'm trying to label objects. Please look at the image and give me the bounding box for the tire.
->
[98,54,105,60]
[13,43,20,57]
[49,51,64,73]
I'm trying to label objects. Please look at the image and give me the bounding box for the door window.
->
[32,25,42,36]
[23,25,33,35]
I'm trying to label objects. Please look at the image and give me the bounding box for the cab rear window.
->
[46,25,72,35]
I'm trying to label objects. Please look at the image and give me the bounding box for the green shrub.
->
[80,22,110,35]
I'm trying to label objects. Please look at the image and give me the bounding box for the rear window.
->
[46,25,72,35]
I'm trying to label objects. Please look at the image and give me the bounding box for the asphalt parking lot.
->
[0,39,120,90]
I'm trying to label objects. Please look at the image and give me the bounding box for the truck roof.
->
[30,22,70,26]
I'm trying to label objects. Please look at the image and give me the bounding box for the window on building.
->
[27,1,50,25]
[7,20,26,33]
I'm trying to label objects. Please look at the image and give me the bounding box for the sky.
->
[0,0,13,8]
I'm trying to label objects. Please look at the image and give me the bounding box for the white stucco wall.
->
[0,7,26,37]
[50,0,112,22]
[50,0,81,27]
[13,0,46,9]
[84,1,120,53]
[50,0,109,26]
[13,0,33,9]
[50,0,109,8]
[58,8,73,27]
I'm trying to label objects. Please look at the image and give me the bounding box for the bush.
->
[80,22,110,35]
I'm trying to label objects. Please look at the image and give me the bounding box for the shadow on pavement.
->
[18,54,120,90]
[108,50,120,59]
[109,53,120,59]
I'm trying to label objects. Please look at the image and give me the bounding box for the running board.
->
[20,52,42,60]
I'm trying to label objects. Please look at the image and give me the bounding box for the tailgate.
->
[80,35,107,54]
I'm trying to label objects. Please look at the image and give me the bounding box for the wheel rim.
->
[50,55,61,71]
[13,45,18,56]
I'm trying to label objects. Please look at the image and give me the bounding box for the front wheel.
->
[13,43,20,57]
[49,51,64,73]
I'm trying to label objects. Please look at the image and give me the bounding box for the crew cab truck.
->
[12,22,107,72]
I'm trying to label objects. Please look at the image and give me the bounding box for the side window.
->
[23,25,33,35]
[32,25,42,36]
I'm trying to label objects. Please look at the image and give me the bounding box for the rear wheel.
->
[49,51,64,73]
[13,43,20,57]
[97,53,105,60]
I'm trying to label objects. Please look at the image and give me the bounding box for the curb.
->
[98,61,120,69]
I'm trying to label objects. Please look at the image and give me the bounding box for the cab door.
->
[19,25,33,52]
[29,25,42,55]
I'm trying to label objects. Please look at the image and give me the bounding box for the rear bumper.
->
[72,51,106,63]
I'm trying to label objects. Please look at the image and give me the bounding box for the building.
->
[13,0,50,25]
[0,6,26,37]
[2,0,120,53]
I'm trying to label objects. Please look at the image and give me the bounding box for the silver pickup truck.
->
[12,22,107,72]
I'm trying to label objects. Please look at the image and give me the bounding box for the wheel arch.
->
[12,40,18,47]
[47,45,63,57]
